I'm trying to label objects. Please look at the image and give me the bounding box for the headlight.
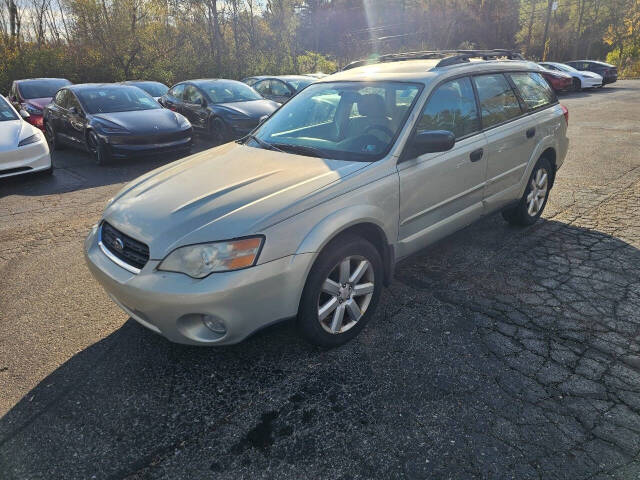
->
[24,104,43,115]
[174,113,191,129]
[158,237,264,278]
[94,120,128,134]
[18,133,41,147]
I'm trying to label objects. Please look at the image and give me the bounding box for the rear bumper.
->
[603,76,617,84]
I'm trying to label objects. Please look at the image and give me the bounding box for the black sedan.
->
[565,60,618,85]
[43,84,192,165]
[122,80,169,100]
[159,79,279,144]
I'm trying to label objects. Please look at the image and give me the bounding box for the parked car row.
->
[2,74,319,173]
[537,59,617,92]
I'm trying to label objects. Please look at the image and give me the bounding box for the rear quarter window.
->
[509,72,556,111]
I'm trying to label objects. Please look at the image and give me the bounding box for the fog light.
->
[202,315,226,335]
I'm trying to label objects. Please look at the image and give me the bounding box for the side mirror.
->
[408,130,455,157]
[19,109,30,119]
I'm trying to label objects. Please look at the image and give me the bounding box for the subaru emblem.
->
[114,237,124,251]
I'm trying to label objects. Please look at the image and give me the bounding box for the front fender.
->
[295,204,392,256]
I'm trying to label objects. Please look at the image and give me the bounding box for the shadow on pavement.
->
[0,136,219,199]
[1,217,640,479]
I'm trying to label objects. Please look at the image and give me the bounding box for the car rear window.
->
[473,74,522,128]
[509,72,555,110]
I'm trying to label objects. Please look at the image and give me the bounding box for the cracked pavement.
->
[1,81,639,479]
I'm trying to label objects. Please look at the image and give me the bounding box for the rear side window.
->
[473,74,522,128]
[509,72,555,110]
[417,77,479,139]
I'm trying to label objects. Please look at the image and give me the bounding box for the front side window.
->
[254,80,271,96]
[76,86,160,114]
[248,81,421,161]
[169,84,186,100]
[270,80,291,96]
[0,96,18,121]
[473,74,522,128]
[184,85,204,104]
[418,77,479,139]
[53,89,69,108]
[510,72,555,110]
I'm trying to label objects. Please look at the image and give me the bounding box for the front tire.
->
[209,117,230,145]
[298,234,383,348]
[572,78,582,92]
[45,123,63,151]
[87,130,110,165]
[502,157,553,226]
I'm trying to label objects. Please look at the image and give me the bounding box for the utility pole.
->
[541,0,556,61]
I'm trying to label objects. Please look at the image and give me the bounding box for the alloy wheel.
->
[526,167,548,217]
[317,255,375,334]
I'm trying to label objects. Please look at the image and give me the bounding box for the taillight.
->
[560,104,569,125]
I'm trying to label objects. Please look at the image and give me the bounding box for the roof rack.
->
[341,49,525,71]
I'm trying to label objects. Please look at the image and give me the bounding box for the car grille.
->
[101,222,149,270]
[110,129,192,146]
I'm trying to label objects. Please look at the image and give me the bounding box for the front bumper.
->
[84,225,314,345]
[0,140,51,178]
[105,138,192,159]
[582,77,602,88]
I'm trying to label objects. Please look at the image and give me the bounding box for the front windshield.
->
[18,79,71,99]
[248,81,421,161]
[555,64,577,73]
[198,80,262,103]
[131,82,168,97]
[0,97,18,121]
[76,86,161,114]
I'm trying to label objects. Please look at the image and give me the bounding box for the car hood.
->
[0,119,27,151]
[92,109,184,134]
[215,99,279,119]
[25,97,52,110]
[104,143,369,258]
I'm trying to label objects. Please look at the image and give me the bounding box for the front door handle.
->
[526,127,536,138]
[470,148,484,162]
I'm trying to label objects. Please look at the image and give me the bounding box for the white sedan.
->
[539,62,603,90]
[0,94,51,179]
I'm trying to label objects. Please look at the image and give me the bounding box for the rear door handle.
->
[526,127,536,138]
[470,148,484,162]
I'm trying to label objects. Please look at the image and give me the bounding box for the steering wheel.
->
[364,124,394,139]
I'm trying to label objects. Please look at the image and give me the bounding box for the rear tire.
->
[298,234,383,348]
[502,157,553,226]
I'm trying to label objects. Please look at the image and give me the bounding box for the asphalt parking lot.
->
[1,81,640,479]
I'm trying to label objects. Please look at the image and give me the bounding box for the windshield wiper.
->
[270,143,327,158]
[243,134,283,152]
